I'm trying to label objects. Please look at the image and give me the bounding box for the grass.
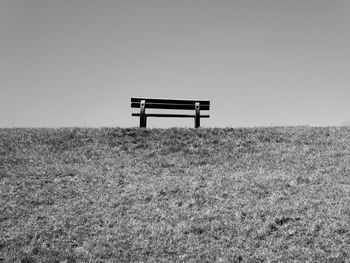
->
[1,126,350,262]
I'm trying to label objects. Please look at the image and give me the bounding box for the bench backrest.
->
[131,98,210,110]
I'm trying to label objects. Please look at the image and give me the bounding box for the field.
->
[1,127,350,262]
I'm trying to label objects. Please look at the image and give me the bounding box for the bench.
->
[131,98,210,128]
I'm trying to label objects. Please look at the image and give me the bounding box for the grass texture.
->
[1,127,350,262]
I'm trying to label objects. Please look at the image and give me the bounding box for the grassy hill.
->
[1,127,350,262]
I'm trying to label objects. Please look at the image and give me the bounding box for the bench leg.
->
[140,100,147,128]
[195,102,200,128]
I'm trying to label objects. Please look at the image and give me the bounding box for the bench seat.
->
[131,98,210,128]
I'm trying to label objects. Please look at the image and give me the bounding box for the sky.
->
[1,0,350,128]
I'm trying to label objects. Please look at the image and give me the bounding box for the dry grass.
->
[1,127,350,262]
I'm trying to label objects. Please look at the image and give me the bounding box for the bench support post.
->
[140,100,147,128]
[195,102,200,128]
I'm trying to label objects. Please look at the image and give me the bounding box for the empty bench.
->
[131,98,210,128]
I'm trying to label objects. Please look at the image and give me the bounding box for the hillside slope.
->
[1,127,350,262]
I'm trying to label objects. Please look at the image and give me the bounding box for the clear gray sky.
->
[1,0,349,128]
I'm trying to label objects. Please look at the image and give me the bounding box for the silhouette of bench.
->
[131,98,210,128]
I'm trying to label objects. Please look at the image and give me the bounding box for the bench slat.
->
[131,98,210,106]
[132,113,210,118]
[131,102,210,110]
